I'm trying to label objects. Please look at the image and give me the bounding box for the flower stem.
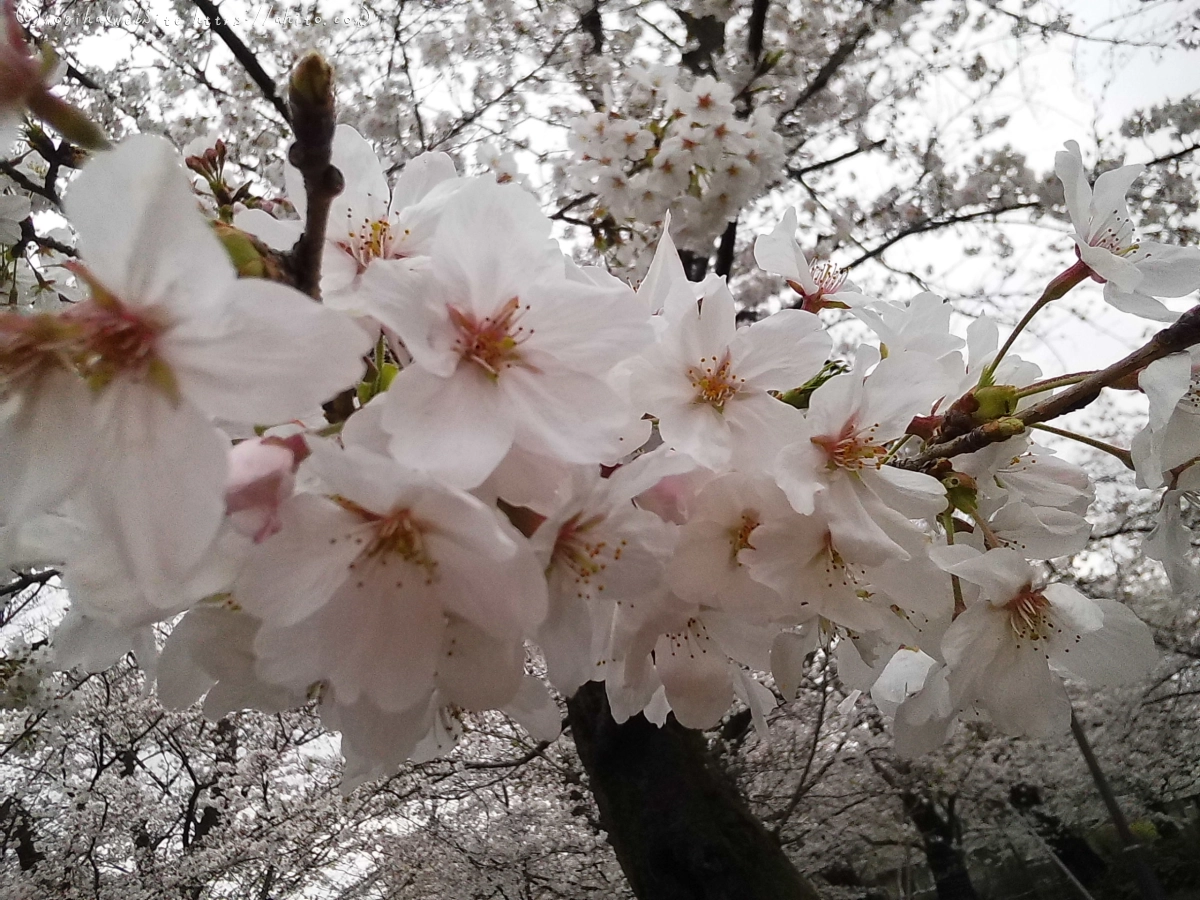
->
[1070,712,1167,900]
[940,510,967,617]
[1015,371,1097,399]
[1029,423,1134,469]
[982,260,1090,385]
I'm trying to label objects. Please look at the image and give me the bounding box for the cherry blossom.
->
[629,273,830,470]
[1,135,371,606]
[1055,140,1200,321]
[929,545,1158,736]
[754,208,869,312]
[377,177,653,487]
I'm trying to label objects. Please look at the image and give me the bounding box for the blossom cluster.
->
[565,67,785,271]
[3,127,1197,788]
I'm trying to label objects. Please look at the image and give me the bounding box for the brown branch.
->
[747,0,770,64]
[190,0,292,125]
[899,302,1200,470]
[283,53,342,301]
[713,219,738,279]
[847,202,1042,269]
[1145,143,1200,168]
[787,139,885,179]
[780,22,871,121]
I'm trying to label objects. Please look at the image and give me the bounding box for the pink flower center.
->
[812,420,888,470]
[336,499,440,586]
[727,512,759,565]
[337,215,407,273]
[449,296,536,380]
[1006,586,1052,643]
[688,349,743,410]
[1,266,174,399]
[552,512,624,596]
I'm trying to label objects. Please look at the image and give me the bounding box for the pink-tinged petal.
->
[256,571,444,714]
[384,365,516,488]
[82,383,228,603]
[726,392,801,471]
[940,601,1005,676]
[656,401,731,470]
[753,208,808,285]
[0,370,93,525]
[1054,141,1091,235]
[66,135,234,314]
[655,623,733,729]
[773,438,826,516]
[232,208,302,252]
[819,474,909,567]
[320,243,366,298]
[1128,242,1200,298]
[430,179,554,316]
[1102,286,1179,322]
[686,278,738,359]
[538,587,599,695]
[975,640,1071,736]
[770,630,815,700]
[235,493,365,626]
[304,440,426,514]
[168,279,371,424]
[435,616,524,710]
[356,259,457,376]
[893,666,956,757]
[426,522,548,637]
[390,151,458,212]
[863,465,946,520]
[732,308,831,389]
[1076,239,1143,292]
[503,676,563,742]
[1051,597,1157,687]
[502,366,631,465]
[325,695,431,792]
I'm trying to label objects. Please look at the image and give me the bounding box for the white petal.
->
[1054,141,1091,235]
[0,370,94,525]
[235,493,365,626]
[82,384,228,602]
[753,208,806,284]
[383,365,516,488]
[732,308,831,389]
[168,279,371,425]
[435,616,525,710]
[1052,598,1157,687]
[1129,242,1200,298]
[67,134,234,314]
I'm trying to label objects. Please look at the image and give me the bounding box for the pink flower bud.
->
[0,0,41,112]
[225,435,309,542]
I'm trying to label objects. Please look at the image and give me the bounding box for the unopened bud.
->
[288,51,334,117]
[212,222,286,281]
[941,471,978,515]
[971,384,1019,422]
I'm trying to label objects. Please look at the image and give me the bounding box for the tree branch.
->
[899,302,1200,470]
[190,0,292,124]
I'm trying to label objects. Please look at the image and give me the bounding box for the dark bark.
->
[900,791,978,900]
[1010,784,1108,886]
[566,681,822,900]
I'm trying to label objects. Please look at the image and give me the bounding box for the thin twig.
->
[190,0,292,124]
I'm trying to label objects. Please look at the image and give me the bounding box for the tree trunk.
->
[566,681,822,900]
[900,791,978,900]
